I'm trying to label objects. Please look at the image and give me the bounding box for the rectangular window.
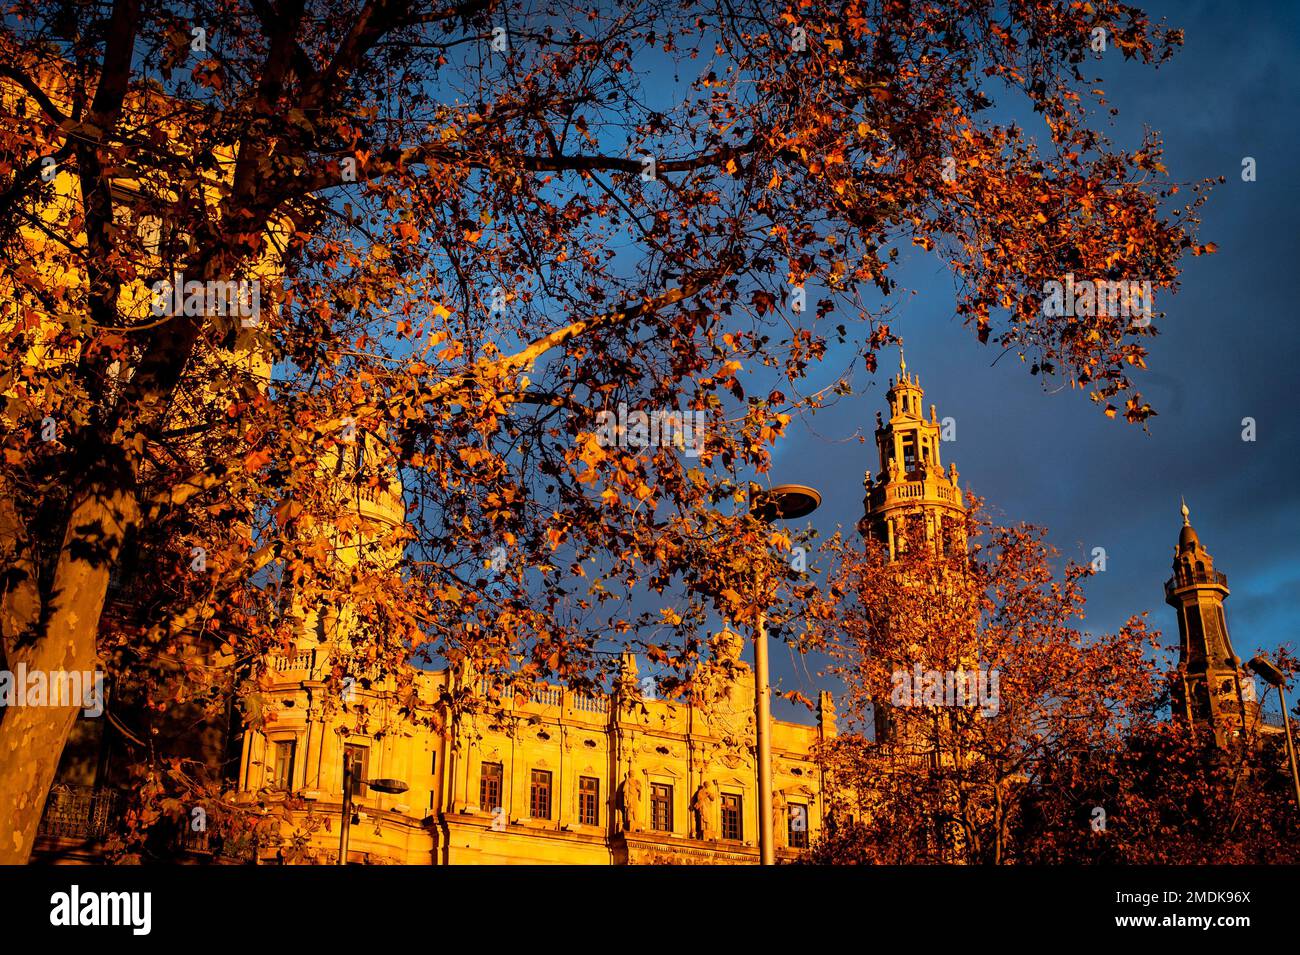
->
[651,783,673,832]
[788,804,809,849]
[530,769,553,819]
[720,793,742,841]
[343,743,369,797]
[480,761,503,813]
[270,740,295,791]
[578,776,599,826]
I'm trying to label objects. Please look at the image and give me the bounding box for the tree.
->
[1016,657,1300,863]
[0,0,1209,861]
[809,510,1300,864]
[807,505,1164,863]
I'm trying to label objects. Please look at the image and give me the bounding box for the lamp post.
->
[1247,655,1300,812]
[338,762,408,865]
[749,483,821,866]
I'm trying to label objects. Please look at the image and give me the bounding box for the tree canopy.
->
[0,0,1214,862]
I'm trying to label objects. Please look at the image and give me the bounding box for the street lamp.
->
[1246,655,1300,811]
[749,483,821,866]
[338,763,408,865]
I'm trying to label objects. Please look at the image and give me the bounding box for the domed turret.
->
[1177,497,1201,552]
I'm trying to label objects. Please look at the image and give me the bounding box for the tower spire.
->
[1165,508,1253,747]
[860,354,964,559]
[862,354,970,750]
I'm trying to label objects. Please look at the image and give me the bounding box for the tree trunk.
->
[0,467,137,863]
[993,776,1004,865]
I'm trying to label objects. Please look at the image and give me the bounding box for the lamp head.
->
[1246,656,1285,688]
[751,484,821,522]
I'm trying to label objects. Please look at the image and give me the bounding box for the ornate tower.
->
[860,349,966,556]
[1164,500,1255,746]
[860,352,971,750]
[277,429,407,674]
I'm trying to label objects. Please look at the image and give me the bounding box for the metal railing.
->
[1165,568,1229,597]
[39,784,256,861]
[38,784,121,841]
[1259,707,1288,730]
[177,827,257,861]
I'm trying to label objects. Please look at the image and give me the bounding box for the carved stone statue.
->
[691,780,718,840]
[620,771,642,832]
[696,630,748,719]
[617,650,640,697]
[817,690,838,736]
[710,629,743,666]
[772,788,787,848]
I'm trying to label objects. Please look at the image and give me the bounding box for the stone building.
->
[29,368,834,865]
[34,426,836,864]
[238,640,835,865]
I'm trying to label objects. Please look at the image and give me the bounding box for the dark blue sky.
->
[765,0,1300,722]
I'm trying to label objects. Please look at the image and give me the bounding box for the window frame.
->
[343,743,369,797]
[270,738,296,791]
[530,768,553,820]
[479,761,504,814]
[720,792,742,842]
[650,782,673,833]
[788,803,809,849]
[578,775,600,827]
